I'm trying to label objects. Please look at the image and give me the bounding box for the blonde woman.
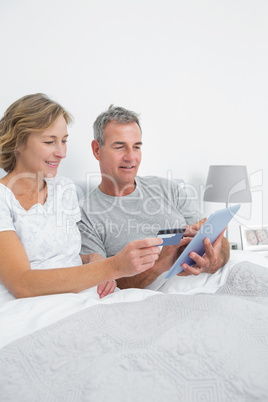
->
[0,94,162,300]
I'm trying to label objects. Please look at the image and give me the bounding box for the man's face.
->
[94,121,142,193]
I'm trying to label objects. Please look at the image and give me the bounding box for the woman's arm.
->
[0,231,162,298]
[80,253,116,298]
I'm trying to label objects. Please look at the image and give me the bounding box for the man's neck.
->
[98,180,136,197]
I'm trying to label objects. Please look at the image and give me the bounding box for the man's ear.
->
[91,140,102,161]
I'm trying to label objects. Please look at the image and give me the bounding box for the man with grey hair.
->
[78,105,230,292]
[93,105,142,147]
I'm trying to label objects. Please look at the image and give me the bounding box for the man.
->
[78,105,230,291]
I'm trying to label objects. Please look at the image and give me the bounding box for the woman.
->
[0,93,162,300]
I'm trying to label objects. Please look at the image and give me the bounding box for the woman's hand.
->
[112,237,163,278]
[97,280,117,298]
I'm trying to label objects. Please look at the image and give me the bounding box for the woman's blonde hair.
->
[0,93,72,172]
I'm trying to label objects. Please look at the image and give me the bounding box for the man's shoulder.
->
[79,186,99,206]
[81,185,99,197]
[136,175,184,188]
[136,175,167,185]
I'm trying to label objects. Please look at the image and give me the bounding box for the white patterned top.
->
[0,176,82,301]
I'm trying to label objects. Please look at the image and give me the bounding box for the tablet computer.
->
[164,204,241,279]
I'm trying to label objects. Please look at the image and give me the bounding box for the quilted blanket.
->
[0,261,268,402]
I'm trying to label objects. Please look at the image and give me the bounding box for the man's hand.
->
[97,280,117,298]
[182,218,207,238]
[181,229,230,275]
[155,237,192,274]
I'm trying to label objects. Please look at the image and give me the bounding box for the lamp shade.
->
[203,165,252,203]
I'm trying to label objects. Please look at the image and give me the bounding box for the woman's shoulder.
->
[0,182,15,229]
[0,181,12,200]
[0,175,11,193]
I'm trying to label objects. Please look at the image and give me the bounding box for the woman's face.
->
[16,115,68,178]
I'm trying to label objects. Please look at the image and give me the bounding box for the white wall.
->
[0,0,267,246]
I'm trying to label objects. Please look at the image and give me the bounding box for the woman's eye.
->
[44,141,53,144]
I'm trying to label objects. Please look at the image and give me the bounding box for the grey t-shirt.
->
[78,176,203,258]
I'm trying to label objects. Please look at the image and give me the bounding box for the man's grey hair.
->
[93,105,142,146]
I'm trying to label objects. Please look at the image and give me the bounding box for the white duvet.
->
[0,250,267,349]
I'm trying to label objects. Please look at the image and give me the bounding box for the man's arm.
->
[219,236,230,267]
[118,226,230,289]
[80,253,103,264]
[116,267,160,289]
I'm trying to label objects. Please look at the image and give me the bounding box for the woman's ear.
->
[91,140,101,161]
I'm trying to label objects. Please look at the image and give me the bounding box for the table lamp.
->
[203,165,252,240]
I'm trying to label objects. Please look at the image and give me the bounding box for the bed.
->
[0,249,268,402]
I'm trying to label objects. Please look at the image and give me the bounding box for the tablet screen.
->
[164,204,241,279]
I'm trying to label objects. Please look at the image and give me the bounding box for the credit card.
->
[157,228,186,246]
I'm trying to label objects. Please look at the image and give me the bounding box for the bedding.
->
[0,251,268,401]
